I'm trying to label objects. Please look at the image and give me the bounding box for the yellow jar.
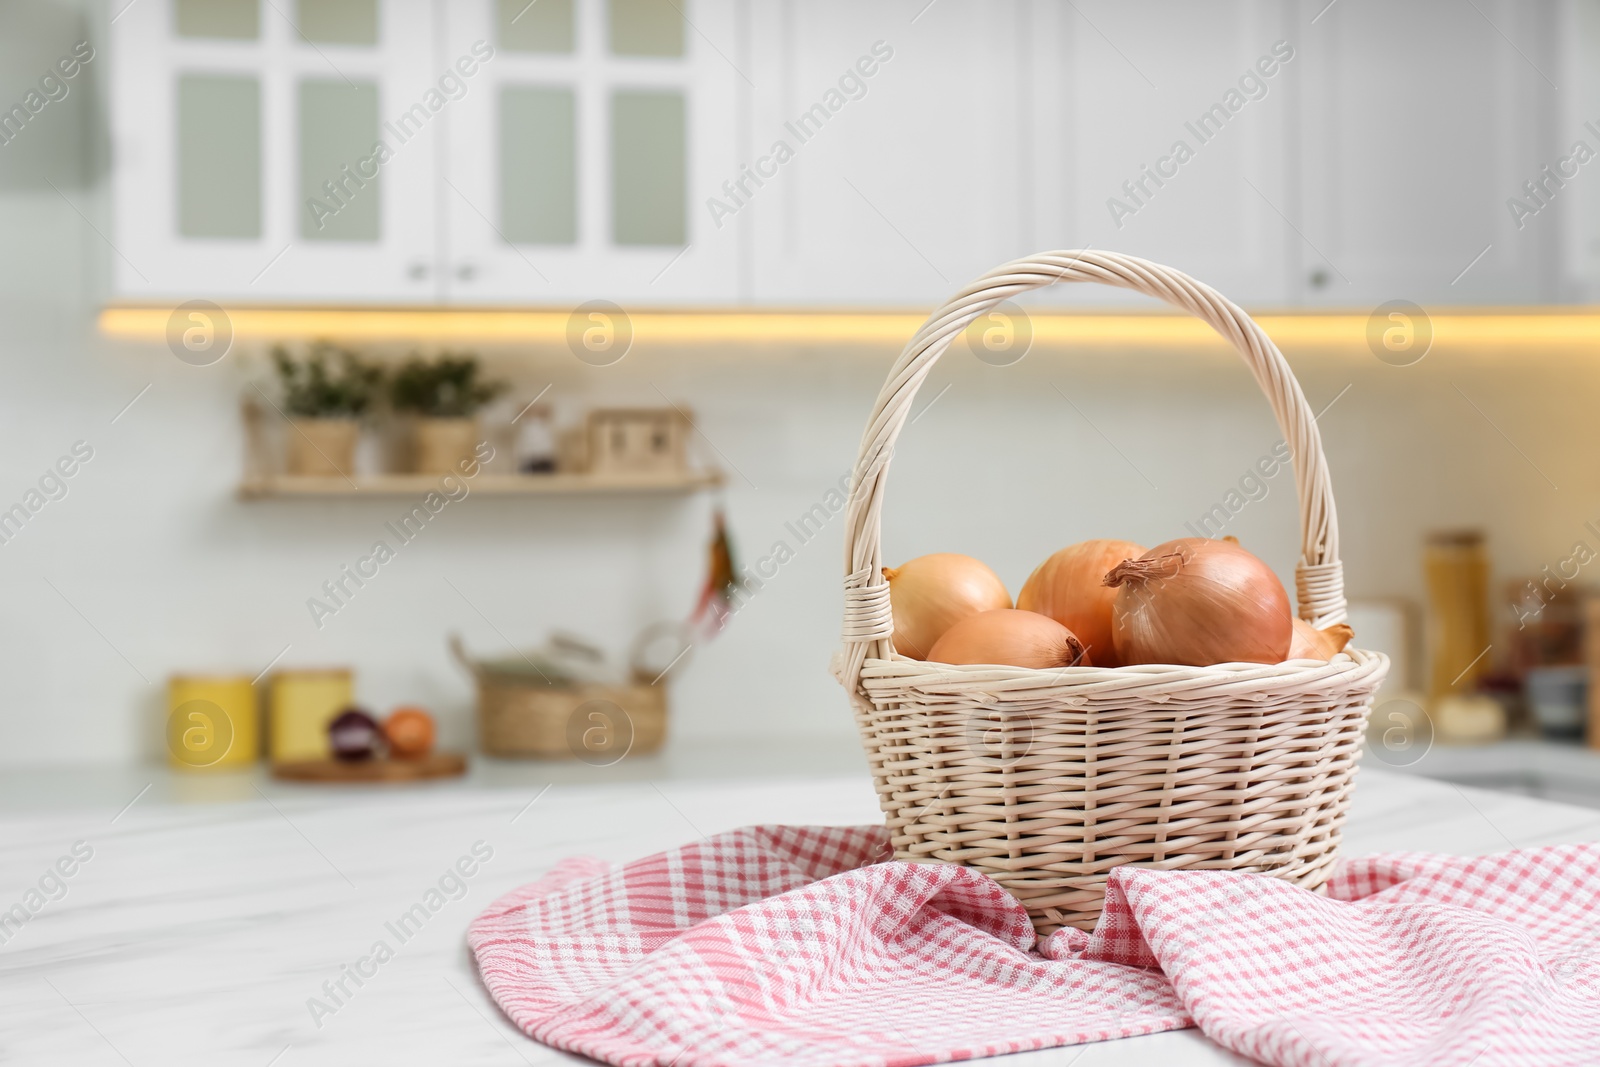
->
[269,669,353,762]
[167,675,259,770]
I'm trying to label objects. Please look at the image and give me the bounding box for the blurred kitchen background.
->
[6,0,1600,800]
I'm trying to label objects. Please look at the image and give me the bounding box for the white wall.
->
[6,222,1600,767]
[4,0,1600,766]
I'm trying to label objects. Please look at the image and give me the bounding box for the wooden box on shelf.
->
[585,408,689,478]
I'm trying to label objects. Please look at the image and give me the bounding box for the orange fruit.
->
[383,706,435,759]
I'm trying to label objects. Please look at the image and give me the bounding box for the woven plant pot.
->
[286,418,358,477]
[412,417,479,475]
[836,250,1389,935]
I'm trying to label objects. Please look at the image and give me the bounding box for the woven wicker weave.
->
[450,635,668,760]
[837,251,1389,934]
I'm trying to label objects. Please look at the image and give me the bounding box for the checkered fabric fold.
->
[469,825,1600,1067]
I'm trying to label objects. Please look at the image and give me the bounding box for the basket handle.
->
[448,633,483,680]
[838,251,1345,694]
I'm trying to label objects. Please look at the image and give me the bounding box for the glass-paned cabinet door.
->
[111,0,439,303]
[441,0,741,304]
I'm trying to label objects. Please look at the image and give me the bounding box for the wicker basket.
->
[837,251,1389,935]
[452,635,669,761]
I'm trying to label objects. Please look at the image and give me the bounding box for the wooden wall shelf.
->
[238,471,724,500]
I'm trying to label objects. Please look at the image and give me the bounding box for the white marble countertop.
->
[5,741,1600,1067]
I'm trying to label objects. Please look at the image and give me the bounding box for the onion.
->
[1285,619,1354,662]
[927,608,1089,670]
[1104,538,1292,666]
[1017,539,1146,667]
[883,553,1012,659]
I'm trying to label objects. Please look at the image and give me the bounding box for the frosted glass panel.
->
[175,0,259,39]
[498,0,574,53]
[299,80,380,241]
[500,87,577,244]
[296,0,377,44]
[604,0,681,56]
[177,74,261,238]
[608,0,683,56]
[611,90,685,246]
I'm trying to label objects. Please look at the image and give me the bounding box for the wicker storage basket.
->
[837,251,1389,935]
[452,636,668,761]
[475,678,665,759]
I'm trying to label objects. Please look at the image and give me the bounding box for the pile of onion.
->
[1018,538,1145,667]
[883,553,1011,659]
[927,608,1088,670]
[1103,538,1292,666]
[887,537,1354,672]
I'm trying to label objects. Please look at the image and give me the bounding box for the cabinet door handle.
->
[407,261,431,281]
[455,263,478,282]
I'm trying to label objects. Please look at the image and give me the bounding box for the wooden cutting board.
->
[271,752,467,782]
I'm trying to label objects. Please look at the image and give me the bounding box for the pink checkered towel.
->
[468,825,1600,1067]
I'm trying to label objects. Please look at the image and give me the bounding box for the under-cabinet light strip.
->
[96,306,1600,349]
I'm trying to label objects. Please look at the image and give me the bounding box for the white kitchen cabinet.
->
[105,0,1575,309]
[108,0,734,306]
[1033,0,1298,308]
[110,0,442,303]
[440,0,742,305]
[1556,0,1600,303]
[742,0,1568,310]
[742,0,1031,305]
[742,0,1297,309]
[1039,0,1563,309]
[1294,0,1562,306]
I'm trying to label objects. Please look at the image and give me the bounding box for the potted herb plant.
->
[389,352,507,474]
[272,343,383,477]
